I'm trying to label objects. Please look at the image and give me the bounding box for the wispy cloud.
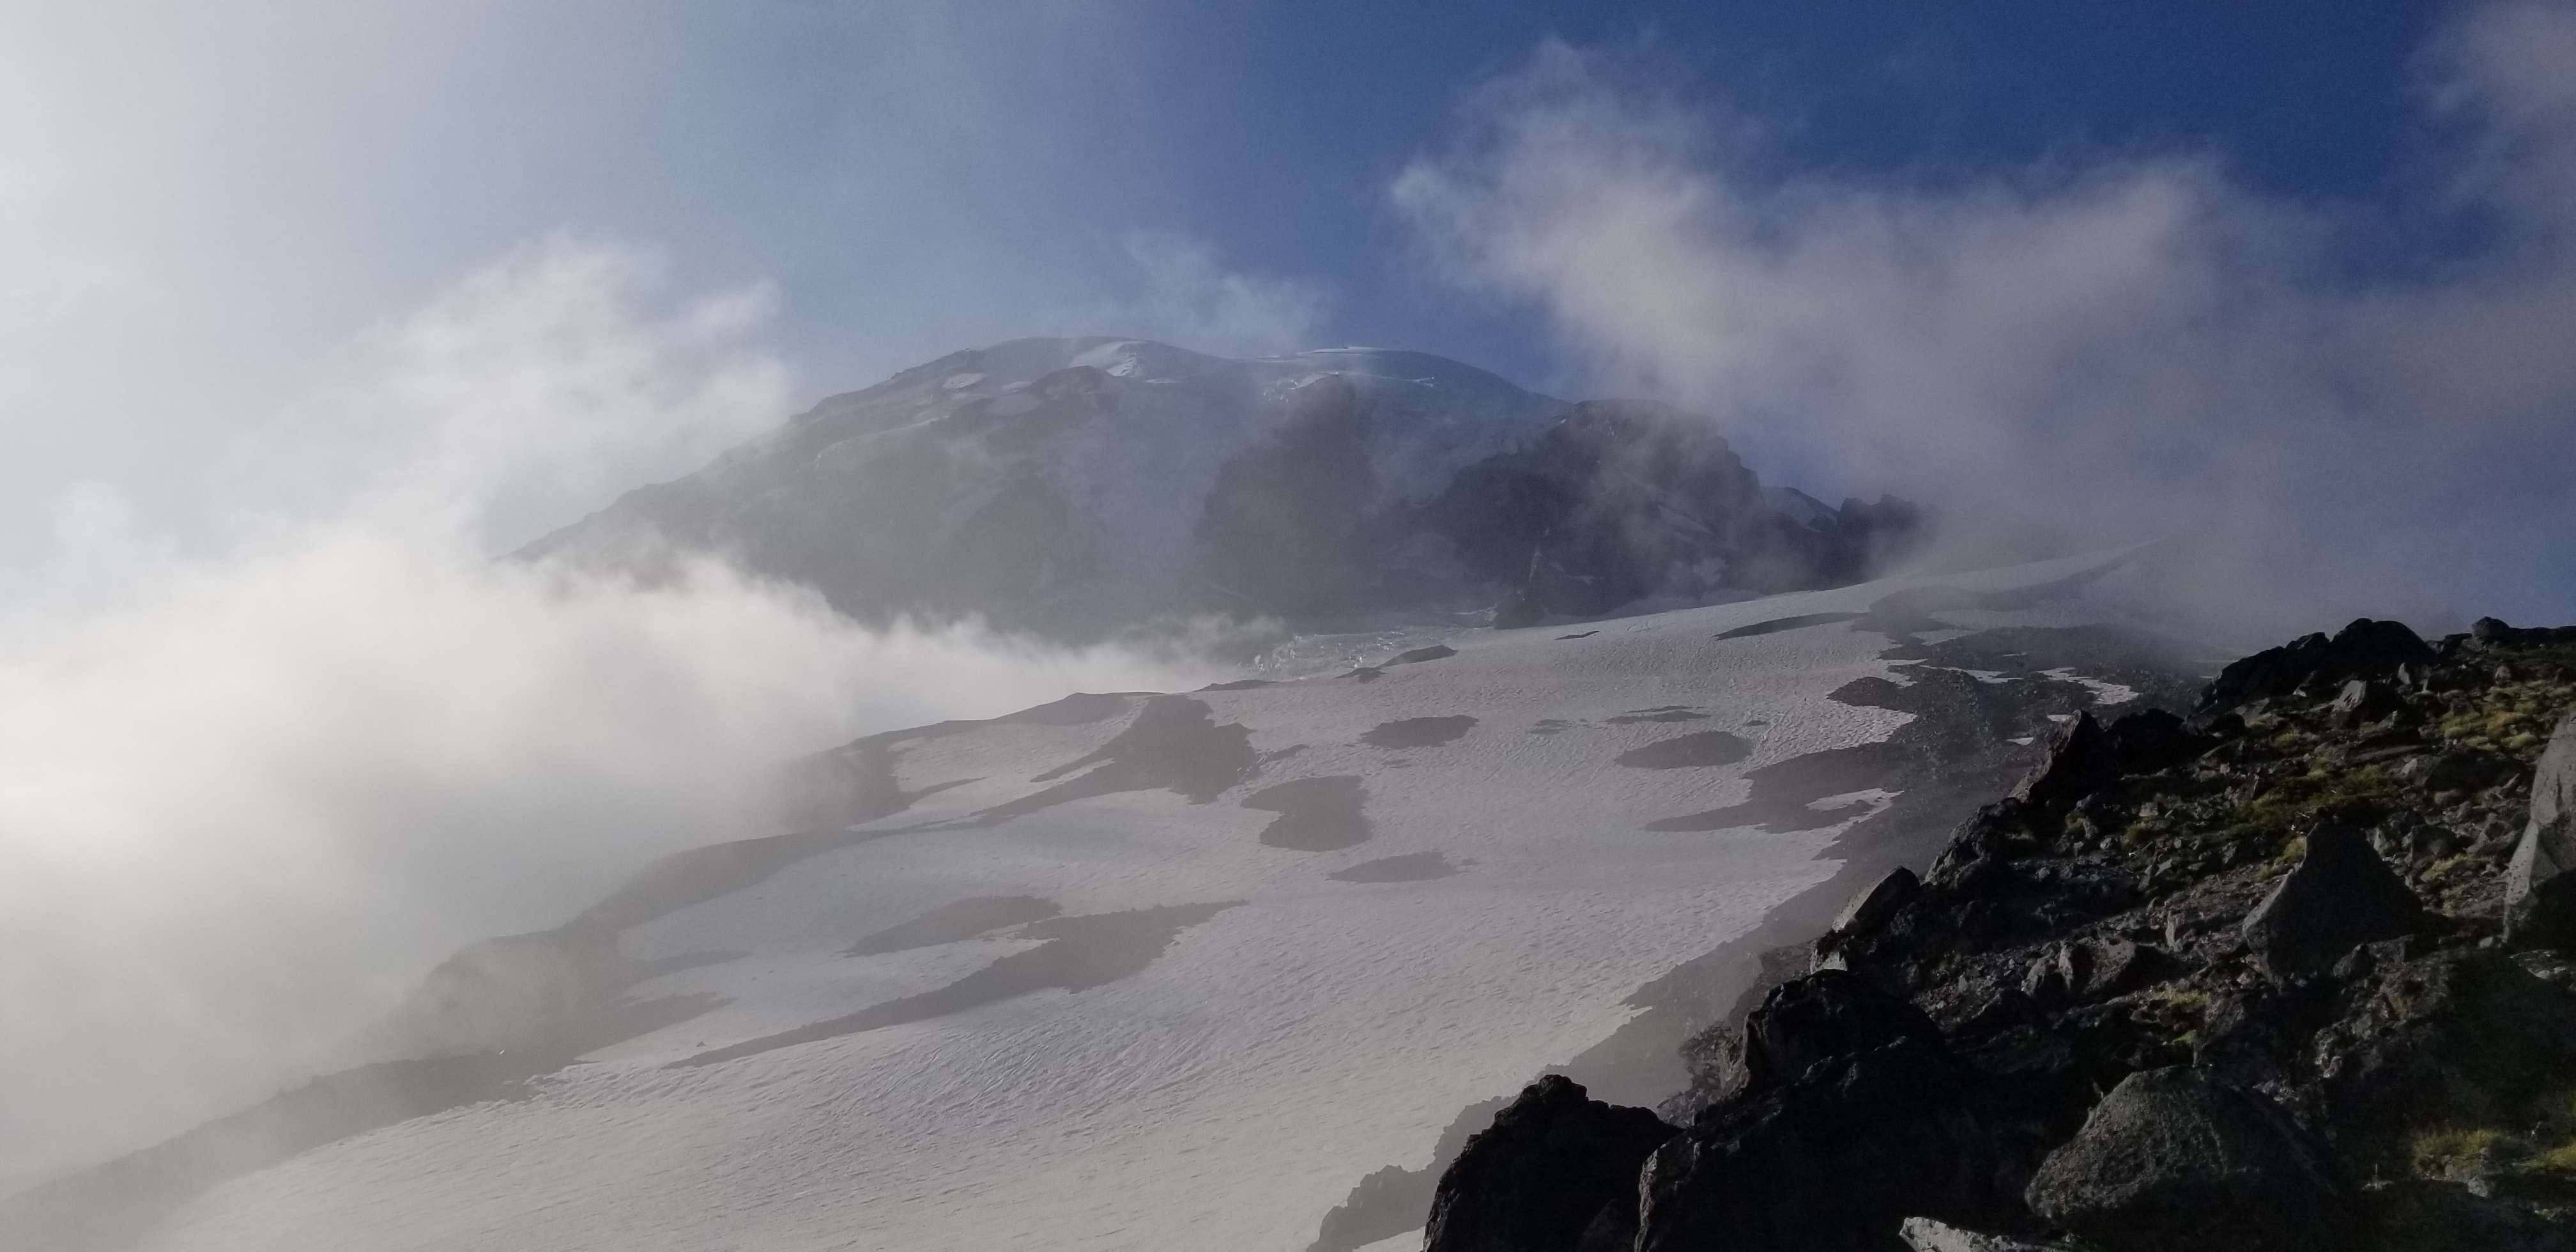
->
[1046,230,1331,358]
[0,238,1204,1184]
[1394,3,2576,624]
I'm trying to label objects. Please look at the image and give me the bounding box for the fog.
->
[1395,0,2576,626]
[0,240,1205,1186]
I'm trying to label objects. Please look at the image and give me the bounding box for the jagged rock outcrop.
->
[1423,1076,1675,1252]
[2196,618,2437,718]
[2239,822,2425,977]
[1427,618,2576,1250]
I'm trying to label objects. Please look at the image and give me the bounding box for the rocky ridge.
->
[1429,616,2576,1251]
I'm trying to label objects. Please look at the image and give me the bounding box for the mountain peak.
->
[524,339,1919,639]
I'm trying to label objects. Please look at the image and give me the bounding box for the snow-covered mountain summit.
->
[522,338,1917,638]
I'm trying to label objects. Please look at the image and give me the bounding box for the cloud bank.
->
[0,240,1204,1186]
[1395,1,2576,625]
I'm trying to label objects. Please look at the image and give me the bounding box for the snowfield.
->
[88,553,2199,1252]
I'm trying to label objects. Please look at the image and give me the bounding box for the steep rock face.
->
[521,339,1916,639]
[1423,1076,1675,1252]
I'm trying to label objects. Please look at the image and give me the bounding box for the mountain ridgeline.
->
[520,338,1917,637]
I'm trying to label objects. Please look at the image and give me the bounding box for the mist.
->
[0,239,1206,1186]
[1393,0,2576,627]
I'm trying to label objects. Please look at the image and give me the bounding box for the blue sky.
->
[1,0,2569,617]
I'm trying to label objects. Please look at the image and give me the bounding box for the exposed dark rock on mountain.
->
[2239,822,2425,976]
[1427,618,2576,1250]
[1423,1076,1675,1252]
[2023,1067,2352,1252]
[2195,618,2437,721]
[519,339,1917,639]
[1414,399,1915,629]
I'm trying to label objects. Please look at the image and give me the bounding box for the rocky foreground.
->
[1428,617,2576,1251]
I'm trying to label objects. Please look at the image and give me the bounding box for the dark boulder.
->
[2507,711,2576,949]
[1639,1038,2014,1252]
[2099,708,2209,775]
[1740,971,1946,1092]
[1424,1076,1676,1252]
[2312,944,2576,1152]
[1830,867,1920,940]
[2197,619,2435,716]
[2241,823,2425,978]
[2012,714,2118,816]
[2023,1067,2352,1252]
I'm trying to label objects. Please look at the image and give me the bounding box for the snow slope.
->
[54,553,2206,1252]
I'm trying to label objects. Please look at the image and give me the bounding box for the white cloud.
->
[1055,230,1330,359]
[1394,6,2576,624]
[0,238,1204,1183]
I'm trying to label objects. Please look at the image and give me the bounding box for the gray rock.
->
[1830,866,1919,939]
[1898,1216,2073,1252]
[2024,1067,2352,1252]
[2242,822,2424,977]
[2399,747,2520,794]
[2326,678,2407,729]
[2507,712,2576,949]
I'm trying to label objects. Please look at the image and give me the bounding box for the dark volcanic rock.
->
[2012,714,2119,816]
[1830,867,1920,940]
[1741,972,1946,1092]
[2241,823,2425,977]
[2508,711,2576,949]
[2312,944,2576,1153]
[1423,1076,1675,1252]
[1638,1037,2012,1252]
[2099,707,2208,773]
[2196,618,2434,716]
[2023,1067,2352,1252]
[1424,619,2576,1252]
